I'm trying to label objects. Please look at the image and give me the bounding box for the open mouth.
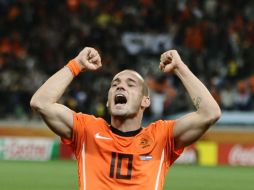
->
[114,94,127,105]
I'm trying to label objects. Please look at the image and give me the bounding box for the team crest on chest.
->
[139,137,150,148]
[137,135,153,149]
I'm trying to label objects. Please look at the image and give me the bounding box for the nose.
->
[116,83,126,91]
[116,85,125,91]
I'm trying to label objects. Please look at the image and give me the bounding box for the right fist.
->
[74,47,102,71]
[159,50,184,74]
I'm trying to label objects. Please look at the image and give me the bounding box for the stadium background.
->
[0,0,254,189]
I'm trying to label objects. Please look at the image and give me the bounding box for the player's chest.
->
[83,129,167,183]
[85,128,166,162]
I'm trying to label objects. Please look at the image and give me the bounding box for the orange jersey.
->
[62,113,183,190]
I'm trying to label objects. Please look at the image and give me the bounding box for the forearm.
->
[160,50,221,148]
[29,47,101,139]
[175,64,220,122]
[31,67,74,109]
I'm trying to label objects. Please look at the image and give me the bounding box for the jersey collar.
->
[110,125,142,137]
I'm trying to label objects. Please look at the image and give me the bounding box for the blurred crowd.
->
[0,0,254,121]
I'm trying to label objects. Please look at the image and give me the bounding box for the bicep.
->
[173,112,210,150]
[39,103,74,139]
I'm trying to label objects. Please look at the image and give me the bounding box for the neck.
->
[111,113,143,132]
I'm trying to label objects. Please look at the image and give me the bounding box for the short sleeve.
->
[61,112,88,155]
[164,120,184,166]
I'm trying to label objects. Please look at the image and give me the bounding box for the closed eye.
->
[128,83,135,87]
[111,78,120,87]
[111,81,119,87]
[127,79,137,87]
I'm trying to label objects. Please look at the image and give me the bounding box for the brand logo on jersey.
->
[140,155,152,161]
[95,132,112,140]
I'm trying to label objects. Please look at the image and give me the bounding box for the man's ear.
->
[141,96,150,108]
[106,101,109,107]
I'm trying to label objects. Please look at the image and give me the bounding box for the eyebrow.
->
[111,78,120,84]
[111,77,138,84]
[127,78,137,83]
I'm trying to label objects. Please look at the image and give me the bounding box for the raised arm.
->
[159,50,221,150]
[30,47,102,139]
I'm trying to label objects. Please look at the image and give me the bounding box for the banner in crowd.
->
[0,137,59,161]
[122,32,173,55]
[218,144,254,166]
[177,142,254,166]
[1,136,254,166]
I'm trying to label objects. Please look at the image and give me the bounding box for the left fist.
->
[159,50,184,73]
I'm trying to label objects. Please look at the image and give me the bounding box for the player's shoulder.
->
[143,119,176,136]
[139,120,176,147]
[145,119,176,129]
[75,112,109,126]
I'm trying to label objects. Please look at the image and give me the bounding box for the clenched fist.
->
[159,50,184,74]
[74,47,102,72]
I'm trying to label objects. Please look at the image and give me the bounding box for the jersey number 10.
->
[109,152,133,180]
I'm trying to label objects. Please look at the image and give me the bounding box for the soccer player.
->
[30,47,221,190]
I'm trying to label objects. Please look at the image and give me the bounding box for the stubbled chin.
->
[114,104,126,109]
[110,104,128,116]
